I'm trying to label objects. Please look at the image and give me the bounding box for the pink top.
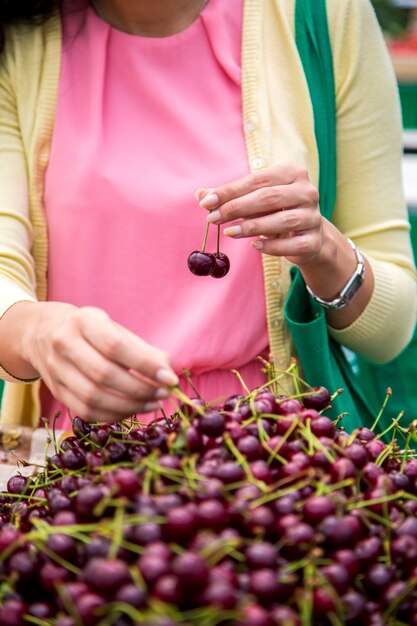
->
[43,0,269,430]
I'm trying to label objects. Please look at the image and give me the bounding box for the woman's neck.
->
[90,0,209,36]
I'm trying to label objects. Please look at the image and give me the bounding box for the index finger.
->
[79,308,179,387]
[198,164,302,210]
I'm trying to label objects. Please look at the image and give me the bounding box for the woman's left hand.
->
[198,163,324,268]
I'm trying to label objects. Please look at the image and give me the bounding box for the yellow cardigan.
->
[0,0,416,427]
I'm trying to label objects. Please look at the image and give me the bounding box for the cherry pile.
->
[188,224,230,278]
[1,381,417,625]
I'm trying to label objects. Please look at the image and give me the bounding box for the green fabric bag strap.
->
[295,0,336,218]
[286,0,378,429]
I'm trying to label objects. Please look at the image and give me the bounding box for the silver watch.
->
[306,238,366,310]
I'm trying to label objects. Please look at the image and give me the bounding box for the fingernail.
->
[156,368,179,386]
[144,401,161,412]
[155,388,170,400]
[251,240,264,251]
[207,209,221,224]
[200,193,219,209]
[224,224,241,237]
[195,188,207,201]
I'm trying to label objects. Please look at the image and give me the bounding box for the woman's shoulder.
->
[325,0,380,34]
[325,0,387,72]
[262,0,378,36]
[1,12,61,71]
[1,13,62,129]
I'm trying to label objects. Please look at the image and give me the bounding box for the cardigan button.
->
[244,119,256,134]
[251,157,264,170]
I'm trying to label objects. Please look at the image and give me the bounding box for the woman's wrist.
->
[296,220,357,300]
[306,239,366,310]
[0,301,77,380]
[20,301,80,375]
[0,301,45,380]
[296,220,374,328]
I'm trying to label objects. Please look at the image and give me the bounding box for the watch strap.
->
[306,239,366,310]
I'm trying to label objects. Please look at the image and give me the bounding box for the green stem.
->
[170,386,204,420]
[109,506,125,559]
[251,478,311,508]
[200,537,242,565]
[263,439,287,466]
[371,387,392,431]
[347,491,403,510]
[0,493,47,503]
[375,444,396,467]
[182,457,199,491]
[289,360,302,396]
[297,421,335,464]
[316,477,355,496]
[33,542,81,576]
[224,433,268,493]
[56,583,86,626]
[96,602,146,624]
[22,615,50,626]
[230,369,251,395]
[299,562,315,626]
[401,432,412,471]
[383,576,417,619]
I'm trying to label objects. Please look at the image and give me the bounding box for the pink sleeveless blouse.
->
[43,0,269,429]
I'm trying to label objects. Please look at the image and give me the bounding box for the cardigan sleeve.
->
[326,0,417,363]
[0,50,38,381]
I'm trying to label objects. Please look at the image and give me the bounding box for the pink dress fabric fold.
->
[43,0,269,429]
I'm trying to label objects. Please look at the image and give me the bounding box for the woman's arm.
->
[0,42,39,382]
[198,0,416,364]
[0,47,178,421]
[0,301,178,422]
[327,0,417,362]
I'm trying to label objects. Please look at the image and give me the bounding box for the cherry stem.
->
[34,540,81,575]
[224,432,268,493]
[230,369,251,395]
[216,224,220,256]
[347,491,403,511]
[371,386,392,432]
[182,368,203,401]
[401,431,412,471]
[56,586,82,626]
[375,444,395,467]
[201,216,211,253]
[376,413,405,445]
[21,616,47,626]
[109,505,125,559]
[170,386,204,419]
[51,411,60,455]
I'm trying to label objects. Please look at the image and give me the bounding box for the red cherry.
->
[210,252,230,278]
[187,251,216,276]
[302,385,331,410]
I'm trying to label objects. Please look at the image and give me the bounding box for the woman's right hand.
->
[15,301,178,422]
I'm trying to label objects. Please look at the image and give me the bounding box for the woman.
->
[0,0,415,430]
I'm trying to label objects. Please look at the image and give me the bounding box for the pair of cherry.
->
[187,222,230,279]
